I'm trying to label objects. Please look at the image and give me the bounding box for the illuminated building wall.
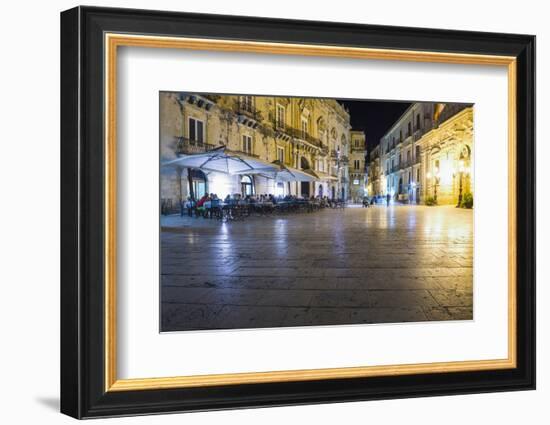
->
[160,92,354,209]
[372,102,473,206]
[349,130,367,202]
[367,144,382,197]
[419,106,474,205]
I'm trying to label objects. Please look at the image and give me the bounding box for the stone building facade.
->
[160,93,353,210]
[419,105,474,205]
[349,130,367,202]
[368,102,473,205]
[366,144,381,198]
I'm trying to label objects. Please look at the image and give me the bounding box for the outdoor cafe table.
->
[204,201,248,221]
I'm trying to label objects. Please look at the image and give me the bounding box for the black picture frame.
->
[61,5,536,419]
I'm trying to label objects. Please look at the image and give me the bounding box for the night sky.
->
[337,99,411,151]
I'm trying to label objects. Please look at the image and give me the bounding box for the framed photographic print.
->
[60,6,536,419]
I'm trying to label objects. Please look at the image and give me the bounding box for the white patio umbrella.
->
[162,146,279,175]
[237,161,319,182]
[277,166,319,182]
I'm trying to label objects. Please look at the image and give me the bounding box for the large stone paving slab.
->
[160,205,473,331]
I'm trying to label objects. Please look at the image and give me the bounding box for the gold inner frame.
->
[104,33,517,392]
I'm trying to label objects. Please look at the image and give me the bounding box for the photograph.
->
[57,4,536,419]
[159,92,474,331]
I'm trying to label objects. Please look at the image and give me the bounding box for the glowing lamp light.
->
[426,171,432,179]
[209,172,232,198]
[274,182,285,196]
[439,160,452,184]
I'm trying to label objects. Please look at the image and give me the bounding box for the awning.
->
[233,161,319,182]
[275,166,319,182]
[162,146,279,175]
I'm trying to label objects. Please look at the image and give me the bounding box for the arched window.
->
[317,117,326,133]
[240,175,254,196]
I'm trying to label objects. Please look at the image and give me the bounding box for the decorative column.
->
[421,151,429,202]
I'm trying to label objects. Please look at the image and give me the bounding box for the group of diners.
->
[182,192,346,222]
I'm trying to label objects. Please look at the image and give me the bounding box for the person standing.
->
[386,193,391,207]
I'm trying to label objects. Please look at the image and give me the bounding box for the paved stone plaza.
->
[161,205,473,331]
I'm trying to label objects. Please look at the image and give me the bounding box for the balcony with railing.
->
[175,137,216,155]
[233,150,259,158]
[234,100,263,129]
[271,120,326,152]
[401,158,413,169]
[235,100,263,120]
[287,127,324,149]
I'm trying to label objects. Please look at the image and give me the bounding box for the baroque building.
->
[366,143,381,198]
[368,102,474,205]
[349,130,367,202]
[160,92,353,210]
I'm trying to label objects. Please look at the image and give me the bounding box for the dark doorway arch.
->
[299,156,311,198]
[188,168,207,200]
[240,174,254,196]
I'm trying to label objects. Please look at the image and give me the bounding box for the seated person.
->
[184,196,195,217]
[195,194,210,217]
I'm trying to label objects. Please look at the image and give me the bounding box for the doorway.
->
[188,168,207,200]
[241,175,254,196]
[301,181,310,198]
